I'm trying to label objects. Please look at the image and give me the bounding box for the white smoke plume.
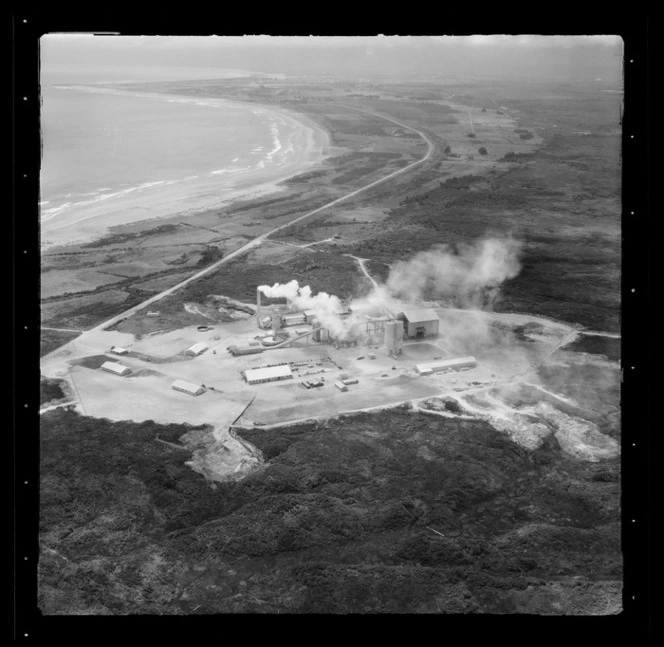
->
[260,238,522,343]
[385,238,522,308]
[258,280,354,339]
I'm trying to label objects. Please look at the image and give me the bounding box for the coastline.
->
[40,90,332,250]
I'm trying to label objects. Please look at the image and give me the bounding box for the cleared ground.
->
[40,297,618,482]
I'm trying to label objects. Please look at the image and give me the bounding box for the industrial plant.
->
[250,285,444,358]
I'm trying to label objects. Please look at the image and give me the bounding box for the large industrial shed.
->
[399,308,440,338]
[101,361,132,376]
[228,344,263,356]
[172,379,206,396]
[244,365,293,385]
[416,356,477,374]
[185,342,208,356]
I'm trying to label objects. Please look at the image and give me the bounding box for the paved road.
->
[45,106,435,354]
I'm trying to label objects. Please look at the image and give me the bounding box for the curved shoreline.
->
[40,88,333,250]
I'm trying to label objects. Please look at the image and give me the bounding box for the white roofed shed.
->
[172,380,206,396]
[244,365,293,385]
[185,342,208,356]
[416,356,477,374]
[400,308,440,338]
[101,361,132,376]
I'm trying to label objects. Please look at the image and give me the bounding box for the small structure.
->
[281,313,307,327]
[342,378,359,386]
[228,345,263,356]
[399,308,440,339]
[109,346,129,356]
[147,311,160,317]
[185,342,208,356]
[416,356,477,374]
[172,379,206,396]
[335,381,348,392]
[101,361,132,376]
[303,310,318,325]
[312,327,329,343]
[244,364,293,385]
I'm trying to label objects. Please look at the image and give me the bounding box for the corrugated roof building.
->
[101,361,132,376]
[172,380,206,396]
[416,356,477,374]
[185,342,208,356]
[244,365,293,385]
[399,308,440,339]
[228,345,263,356]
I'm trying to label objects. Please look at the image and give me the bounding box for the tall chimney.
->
[256,287,262,329]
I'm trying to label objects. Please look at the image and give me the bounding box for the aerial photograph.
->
[38,34,623,615]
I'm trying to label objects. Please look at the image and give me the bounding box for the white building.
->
[400,308,440,339]
[172,379,206,396]
[185,342,208,356]
[110,346,129,355]
[416,356,477,374]
[101,361,132,376]
[244,364,293,385]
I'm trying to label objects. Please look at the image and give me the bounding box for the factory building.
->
[384,320,404,355]
[244,364,293,385]
[399,308,440,339]
[185,342,208,356]
[312,327,330,343]
[415,356,477,374]
[109,346,129,356]
[101,361,132,376]
[172,380,206,396]
[228,344,263,356]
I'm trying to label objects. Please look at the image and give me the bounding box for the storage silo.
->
[384,320,403,355]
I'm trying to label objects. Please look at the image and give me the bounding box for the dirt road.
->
[345,254,380,291]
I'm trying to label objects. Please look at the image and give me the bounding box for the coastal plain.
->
[39,76,622,615]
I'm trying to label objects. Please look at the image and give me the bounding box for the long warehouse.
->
[416,356,477,374]
[244,365,293,385]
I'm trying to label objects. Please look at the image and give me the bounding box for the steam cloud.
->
[258,280,356,338]
[259,237,522,342]
[386,238,522,308]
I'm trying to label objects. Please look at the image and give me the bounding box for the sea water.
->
[40,85,328,247]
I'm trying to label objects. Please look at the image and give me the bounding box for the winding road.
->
[43,106,435,358]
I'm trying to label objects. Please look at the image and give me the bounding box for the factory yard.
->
[40,294,618,483]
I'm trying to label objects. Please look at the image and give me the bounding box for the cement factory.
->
[94,283,478,403]
[220,286,477,392]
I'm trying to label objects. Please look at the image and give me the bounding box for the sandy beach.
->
[40,90,330,249]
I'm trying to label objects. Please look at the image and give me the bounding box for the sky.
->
[40,34,624,84]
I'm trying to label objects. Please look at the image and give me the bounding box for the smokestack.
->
[256,287,262,329]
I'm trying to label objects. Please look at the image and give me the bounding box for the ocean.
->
[39,85,329,248]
